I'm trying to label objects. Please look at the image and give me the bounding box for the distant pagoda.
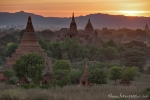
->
[65,13,78,38]
[85,19,94,33]
[145,23,149,31]
[4,16,51,71]
[79,62,90,86]
[145,23,149,29]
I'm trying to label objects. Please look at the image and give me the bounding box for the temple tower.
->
[85,19,94,33]
[145,23,149,30]
[4,16,52,71]
[66,13,78,38]
[79,63,90,86]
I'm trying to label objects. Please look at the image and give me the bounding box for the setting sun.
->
[118,10,146,16]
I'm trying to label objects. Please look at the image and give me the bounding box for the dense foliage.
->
[3,69,14,80]
[52,60,71,86]
[12,52,45,84]
[0,28,149,87]
[108,66,122,84]
[122,67,138,81]
[89,68,107,84]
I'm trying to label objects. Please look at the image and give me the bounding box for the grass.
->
[0,74,149,100]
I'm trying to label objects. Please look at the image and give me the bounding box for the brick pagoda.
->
[4,16,52,71]
[79,62,90,86]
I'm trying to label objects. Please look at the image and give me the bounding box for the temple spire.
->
[145,23,149,31]
[88,19,91,23]
[85,19,94,32]
[25,16,34,32]
[72,13,75,23]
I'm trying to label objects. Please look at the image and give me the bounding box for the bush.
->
[29,84,37,89]
[144,87,150,99]
[7,76,18,84]
[89,68,107,84]
[20,84,29,89]
[39,85,49,89]
[54,71,70,87]
[69,70,82,84]
[3,70,14,80]
[20,84,37,89]
[53,60,71,73]
[122,67,138,81]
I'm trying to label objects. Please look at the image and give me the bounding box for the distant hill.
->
[0,11,150,29]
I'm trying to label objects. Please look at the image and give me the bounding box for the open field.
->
[0,74,149,100]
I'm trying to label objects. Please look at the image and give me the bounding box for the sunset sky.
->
[0,0,150,17]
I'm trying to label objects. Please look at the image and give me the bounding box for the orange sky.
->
[0,0,150,17]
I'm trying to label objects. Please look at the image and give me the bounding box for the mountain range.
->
[0,11,150,29]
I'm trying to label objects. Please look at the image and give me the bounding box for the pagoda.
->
[79,63,90,86]
[145,23,149,30]
[4,16,51,71]
[66,13,78,38]
[85,19,94,33]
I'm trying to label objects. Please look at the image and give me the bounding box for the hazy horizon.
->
[1,0,150,17]
[1,10,150,18]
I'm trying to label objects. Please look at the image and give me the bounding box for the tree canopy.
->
[89,68,107,84]
[108,66,122,84]
[12,52,45,84]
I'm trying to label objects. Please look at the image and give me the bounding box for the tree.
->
[94,48,106,62]
[6,43,18,57]
[52,60,71,87]
[88,68,107,84]
[121,48,146,72]
[52,60,71,73]
[3,70,14,80]
[104,46,119,63]
[69,70,82,84]
[0,46,6,65]
[12,52,45,84]
[108,66,122,84]
[53,71,70,87]
[62,52,69,60]
[107,39,116,47]
[122,67,138,81]
[61,38,83,61]
[49,42,62,59]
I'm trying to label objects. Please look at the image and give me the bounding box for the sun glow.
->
[119,10,145,16]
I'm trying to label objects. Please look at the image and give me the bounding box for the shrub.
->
[29,84,37,89]
[52,60,71,73]
[122,67,138,81]
[39,85,49,89]
[7,76,18,84]
[69,70,82,84]
[20,84,29,89]
[89,68,107,84]
[3,70,14,80]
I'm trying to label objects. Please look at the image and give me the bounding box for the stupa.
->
[65,13,78,38]
[79,63,90,86]
[4,16,52,71]
[145,23,149,30]
[85,19,94,33]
